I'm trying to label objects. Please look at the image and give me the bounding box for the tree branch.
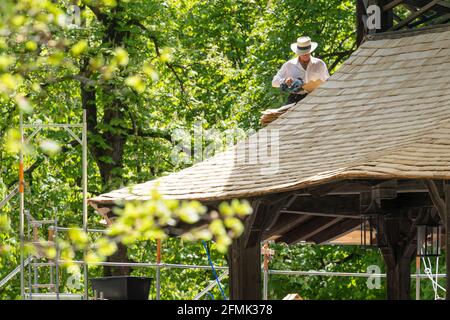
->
[318,50,355,59]
[423,179,446,224]
[6,140,80,189]
[328,42,357,72]
[129,19,187,95]
[80,2,109,23]
[40,74,97,89]
[127,127,172,142]
[0,104,16,140]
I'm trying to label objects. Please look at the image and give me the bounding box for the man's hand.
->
[285,78,294,86]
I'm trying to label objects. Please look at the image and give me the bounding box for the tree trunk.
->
[103,243,134,276]
[81,5,134,278]
[97,101,129,276]
[98,101,127,192]
[82,71,130,277]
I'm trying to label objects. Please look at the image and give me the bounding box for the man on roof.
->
[273,36,330,104]
[261,36,330,126]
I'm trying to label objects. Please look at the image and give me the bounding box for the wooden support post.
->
[380,215,416,300]
[425,180,449,299]
[228,202,270,300]
[383,250,414,299]
[415,256,420,300]
[229,234,262,300]
[379,0,395,31]
[445,185,450,300]
[356,0,367,46]
[228,196,293,299]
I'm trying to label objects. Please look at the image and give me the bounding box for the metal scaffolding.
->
[18,110,88,300]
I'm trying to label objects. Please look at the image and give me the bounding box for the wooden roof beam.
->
[280,210,360,219]
[277,216,343,244]
[242,196,296,248]
[262,214,312,240]
[423,179,446,225]
[287,194,361,216]
[405,0,450,12]
[390,0,440,30]
[296,179,428,197]
[309,219,363,244]
[409,10,446,27]
[384,0,405,11]
[436,0,450,10]
[431,12,450,23]
[380,192,432,212]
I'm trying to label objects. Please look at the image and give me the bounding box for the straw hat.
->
[290,36,318,55]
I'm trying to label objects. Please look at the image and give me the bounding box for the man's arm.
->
[272,63,288,87]
[320,60,330,81]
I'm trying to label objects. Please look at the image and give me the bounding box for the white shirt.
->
[272,56,330,93]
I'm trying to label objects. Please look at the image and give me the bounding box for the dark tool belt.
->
[287,93,307,104]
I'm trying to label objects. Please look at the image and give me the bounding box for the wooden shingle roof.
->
[89,26,450,207]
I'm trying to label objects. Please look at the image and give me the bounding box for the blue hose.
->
[202,240,228,300]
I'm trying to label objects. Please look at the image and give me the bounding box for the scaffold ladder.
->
[18,110,88,300]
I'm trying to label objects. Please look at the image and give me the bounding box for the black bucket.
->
[91,276,152,300]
